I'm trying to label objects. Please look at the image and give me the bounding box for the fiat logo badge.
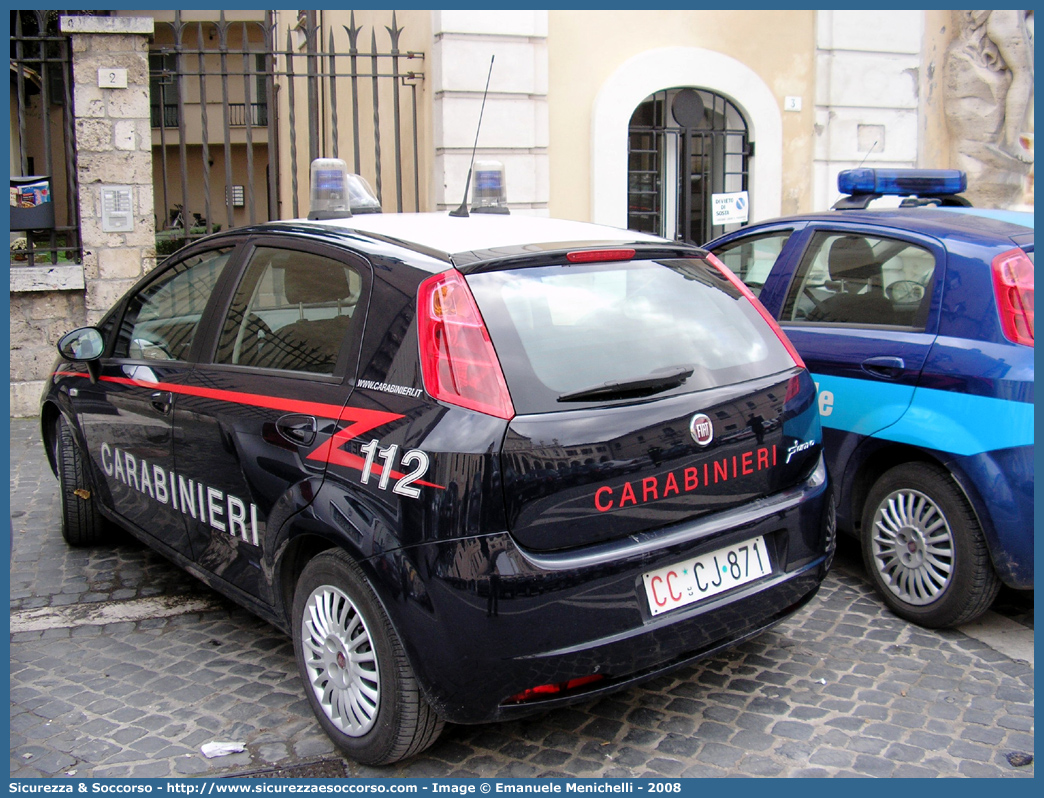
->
[689,413,714,446]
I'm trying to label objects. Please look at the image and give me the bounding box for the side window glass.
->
[711,231,791,297]
[782,232,935,329]
[96,306,121,352]
[113,248,233,361]
[215,246,362,375]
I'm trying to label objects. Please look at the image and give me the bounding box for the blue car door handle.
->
[276,414,317,446]
[861,356,906,379]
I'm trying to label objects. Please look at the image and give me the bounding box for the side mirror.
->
[57,327,104,361]
[57,327,104,383]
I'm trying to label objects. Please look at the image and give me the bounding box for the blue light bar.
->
[838,168,968,197]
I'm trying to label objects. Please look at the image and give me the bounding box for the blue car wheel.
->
[861,462,1000,628]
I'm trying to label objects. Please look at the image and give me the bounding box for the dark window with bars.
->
[627,88,750,245]
[150,51,180,128]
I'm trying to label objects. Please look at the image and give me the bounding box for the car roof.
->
[283,212,669,263]
[729,207,1033,245]
[935,207,1035,229]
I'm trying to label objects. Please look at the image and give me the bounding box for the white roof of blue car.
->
[940,207,1034,229]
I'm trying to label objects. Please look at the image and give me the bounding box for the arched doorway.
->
[590,47,781,234]
[628,88,750,244]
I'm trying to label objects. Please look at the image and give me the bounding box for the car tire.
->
[292,549,444,765]
[861,462,1000,628]
[54,416,109,547]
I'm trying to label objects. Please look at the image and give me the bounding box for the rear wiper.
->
[557,366,694,403]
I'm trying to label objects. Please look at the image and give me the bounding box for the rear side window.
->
[468,258,793,414]
[215,246,362,375]
[781,232,936,328]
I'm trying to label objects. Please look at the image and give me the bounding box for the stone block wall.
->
[10,292,88,416]
[65,16,157,323]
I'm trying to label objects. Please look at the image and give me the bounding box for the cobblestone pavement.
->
[9,420,1034,779]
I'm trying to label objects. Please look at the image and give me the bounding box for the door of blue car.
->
[713,224,946,483]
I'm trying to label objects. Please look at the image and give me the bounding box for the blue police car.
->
[706,168,1033,628]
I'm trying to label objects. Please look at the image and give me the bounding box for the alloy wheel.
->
[300,585,381,736]
[869,488,954,606]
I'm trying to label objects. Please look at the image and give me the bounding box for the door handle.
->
[150,390,172,414]
[275,414,317,446]
[861,356,905,379]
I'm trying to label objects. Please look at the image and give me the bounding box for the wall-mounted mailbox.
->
[10,175,55,231]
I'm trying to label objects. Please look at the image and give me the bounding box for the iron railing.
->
[228,102,269,128]
[150,10,425,249]
[10,10,82,267]
[151,103,179,128]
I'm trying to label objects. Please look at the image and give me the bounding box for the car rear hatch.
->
[465,249,822,552]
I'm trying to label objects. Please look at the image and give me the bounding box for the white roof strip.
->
[298,212,666,256]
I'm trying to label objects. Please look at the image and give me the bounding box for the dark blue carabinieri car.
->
[706,168,1033,630]
[41,165,832,765]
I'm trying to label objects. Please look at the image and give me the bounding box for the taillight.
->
[704,251,807,369]
[417,269,515,419]
[991,248,1034,347]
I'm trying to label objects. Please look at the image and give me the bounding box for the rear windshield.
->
[467,258,793,414]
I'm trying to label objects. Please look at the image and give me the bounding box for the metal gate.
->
[628,88,750,245]
[10,10,81,266]
[150,11,424,250]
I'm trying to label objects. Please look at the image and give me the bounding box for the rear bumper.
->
[364,458,833,724]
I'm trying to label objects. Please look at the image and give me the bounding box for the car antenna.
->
[449,55,494,218]
[832,140,878,208]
